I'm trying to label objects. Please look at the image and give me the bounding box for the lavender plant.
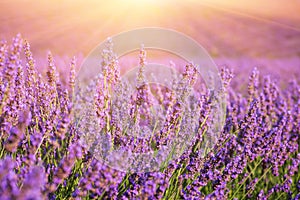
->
[0,35,299,200]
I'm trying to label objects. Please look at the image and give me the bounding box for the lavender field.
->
[0,1,300,199]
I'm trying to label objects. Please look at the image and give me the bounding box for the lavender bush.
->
[0,34,299,200]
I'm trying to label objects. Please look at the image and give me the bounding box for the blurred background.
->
[1,0,299,85]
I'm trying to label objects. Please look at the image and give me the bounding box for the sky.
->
[0,0,299,59]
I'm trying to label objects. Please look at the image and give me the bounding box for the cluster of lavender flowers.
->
[0,35,299,200]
